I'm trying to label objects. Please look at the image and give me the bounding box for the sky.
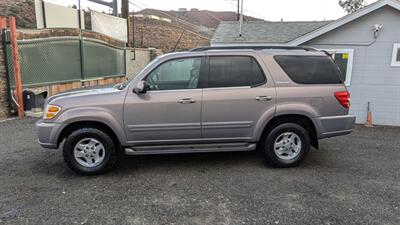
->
[46,0,377,22]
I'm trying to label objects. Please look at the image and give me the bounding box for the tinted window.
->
[274,55,343,84]
[333,53,349,81]
[146,57,201,90]
[208,56,266,88]
[397,48,400,62]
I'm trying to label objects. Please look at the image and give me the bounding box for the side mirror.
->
[133,80,147,94]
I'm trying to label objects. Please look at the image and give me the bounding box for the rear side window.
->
[274,55,343,84]
[208,56,266,88]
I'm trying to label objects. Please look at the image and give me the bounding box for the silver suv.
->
[36,46,355,175]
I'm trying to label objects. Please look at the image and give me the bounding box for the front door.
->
[201,55,276,142]
[124,57,204,145]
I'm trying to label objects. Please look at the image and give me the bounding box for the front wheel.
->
[63,128,119,175]
[263,123,310,168]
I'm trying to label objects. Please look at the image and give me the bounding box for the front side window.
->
[208,56,266,88]
[145,57,202,91]
[391,43,400,67]
[274,55,343,85]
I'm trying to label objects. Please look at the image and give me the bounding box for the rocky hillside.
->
[130,16,210,52]
[0,0,36,28]
[0,1,263,52]
[131,9,263,51]
[137,9,262,29]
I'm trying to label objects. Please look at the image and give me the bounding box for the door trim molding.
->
[202,121,253,129]
[127,123,201,132]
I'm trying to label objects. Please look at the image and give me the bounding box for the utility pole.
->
[121,0,129,18]
[121,0,131,48]
[237,0,240,21]
[130,10,135,48]
[88,0,118,16]
[239,0,244,37]
[78,0,85,82]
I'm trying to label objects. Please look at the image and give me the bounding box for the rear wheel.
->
[63,127,119,175]
[263,123,310,167]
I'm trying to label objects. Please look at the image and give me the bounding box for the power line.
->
[131,0,213,35]
[204,10,222,22]
[149,8,213,34]
[222,0,269,21]
[223,0,237,7]
[130,1,206,32]
[128,1,210,40]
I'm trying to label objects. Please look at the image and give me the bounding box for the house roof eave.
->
[288,0,400,46]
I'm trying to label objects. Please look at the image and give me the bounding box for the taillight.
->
[335,91,350,109]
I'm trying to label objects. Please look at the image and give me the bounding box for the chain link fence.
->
[5,37,126,87]
[82,39,126,79]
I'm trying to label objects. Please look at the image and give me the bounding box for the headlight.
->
[43,104,62,119]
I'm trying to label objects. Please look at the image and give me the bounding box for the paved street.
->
[0,118,399,225]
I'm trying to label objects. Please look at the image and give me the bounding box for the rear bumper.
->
[35,119,65,149]
[313,115,356,139]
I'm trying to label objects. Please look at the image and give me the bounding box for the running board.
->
[124,143,257,155]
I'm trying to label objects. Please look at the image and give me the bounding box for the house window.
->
[391,43,400,67]
[324,49,354,86]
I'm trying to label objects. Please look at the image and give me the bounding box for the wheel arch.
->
[57,121,122,149]
[259,114,319,149]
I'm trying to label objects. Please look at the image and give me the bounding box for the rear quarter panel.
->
[259,52,349,118]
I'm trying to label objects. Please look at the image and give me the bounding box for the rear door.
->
[272,54,349,117]
[201,53,276,143]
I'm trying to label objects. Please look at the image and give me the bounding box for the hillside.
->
[0,0,36,28]
[137,9,262,29]
[131,9,263,52]
[131,16,210,52]
[0,1,264,52]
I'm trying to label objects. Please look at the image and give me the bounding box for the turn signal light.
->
[44,105,62,119]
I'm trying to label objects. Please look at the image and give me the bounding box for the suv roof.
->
[190,46,319,52]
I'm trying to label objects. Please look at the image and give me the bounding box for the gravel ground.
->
[0,118,399,225]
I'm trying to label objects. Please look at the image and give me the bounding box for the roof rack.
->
[190,46,319,52]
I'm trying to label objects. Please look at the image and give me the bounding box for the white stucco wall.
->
[125,48,152,79]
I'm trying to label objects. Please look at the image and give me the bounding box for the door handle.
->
[178,98,196,104]
[256,96,272,101]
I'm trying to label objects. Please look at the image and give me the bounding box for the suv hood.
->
[47,85,121,104]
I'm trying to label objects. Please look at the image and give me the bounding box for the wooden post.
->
[9,17,24,118]
[0,17,6,29]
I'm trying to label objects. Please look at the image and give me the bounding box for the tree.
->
[339,0,365,13]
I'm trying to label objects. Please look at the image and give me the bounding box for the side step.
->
[124,143,257,155]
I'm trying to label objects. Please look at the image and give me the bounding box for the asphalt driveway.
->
[0,118,399,225]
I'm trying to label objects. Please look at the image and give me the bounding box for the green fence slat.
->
[82,40,125,79]
[5,38,126,87]
[5,44,14,86]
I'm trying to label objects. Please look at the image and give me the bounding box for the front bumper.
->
[35,119,65,149]
[313,115,356,139]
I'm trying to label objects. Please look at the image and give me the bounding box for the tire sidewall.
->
[63,128,116,175]
[265,123,310,167]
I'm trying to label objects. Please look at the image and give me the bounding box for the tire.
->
[63,127,119,175]
[263,123,310,168]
